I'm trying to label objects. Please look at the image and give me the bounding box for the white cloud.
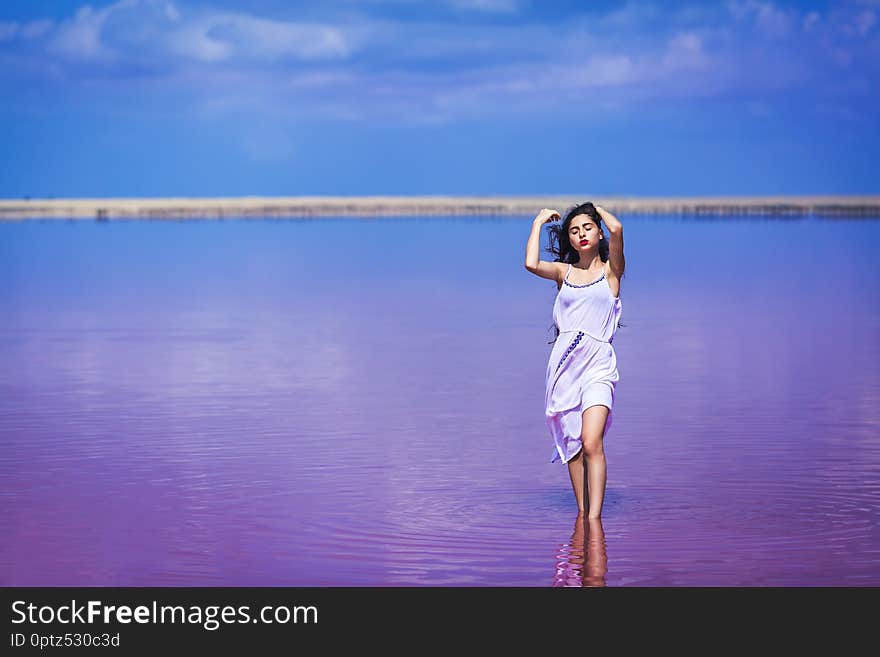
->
[41,0,357,65]
[195,13,354,61]
[47,1,132,61]
[726,0,793,38]
[0,0,876,125]
[661,31,711,71]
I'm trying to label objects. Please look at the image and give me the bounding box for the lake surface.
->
[1,213,878,586]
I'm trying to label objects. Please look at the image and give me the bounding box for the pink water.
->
[1,214,878,586]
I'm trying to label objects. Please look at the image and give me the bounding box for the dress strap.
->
[564,263,571,282]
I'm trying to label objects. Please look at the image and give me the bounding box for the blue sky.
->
[0,0,877,198]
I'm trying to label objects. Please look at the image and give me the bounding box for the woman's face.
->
[567,213,600,253]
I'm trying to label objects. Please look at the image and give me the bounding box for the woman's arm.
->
[524,208,563,282]
[596,205,622,232]
[596,205,625,277]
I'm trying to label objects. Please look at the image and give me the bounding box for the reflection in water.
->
[553,515,607,587]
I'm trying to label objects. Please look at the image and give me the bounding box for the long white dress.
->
[545,262,622,464]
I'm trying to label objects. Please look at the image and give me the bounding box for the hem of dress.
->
[551,443,584,465]
[548,402,613,464]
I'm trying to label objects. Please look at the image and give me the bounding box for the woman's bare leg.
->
[581,405,609,518]
[566,448,586,515]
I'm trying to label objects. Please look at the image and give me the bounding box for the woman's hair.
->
[544,201,625,345]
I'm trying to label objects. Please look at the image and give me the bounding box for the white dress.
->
[545,262,623,464]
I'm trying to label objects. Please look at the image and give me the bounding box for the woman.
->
[524,202,625,518]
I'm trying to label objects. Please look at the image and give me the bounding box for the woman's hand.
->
[534,208,561,226]
[595,204,622,231]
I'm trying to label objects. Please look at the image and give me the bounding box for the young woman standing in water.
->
[524,202,625,518]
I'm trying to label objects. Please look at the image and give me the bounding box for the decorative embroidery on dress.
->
[563,272,605,288]
[556,331,584,373]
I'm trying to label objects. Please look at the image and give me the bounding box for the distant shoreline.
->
[2,195,879,220]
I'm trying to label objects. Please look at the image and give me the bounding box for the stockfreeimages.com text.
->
[11,600,317,631]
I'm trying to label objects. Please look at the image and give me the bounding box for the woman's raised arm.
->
[596,205,625,277]
[524,208,563,283]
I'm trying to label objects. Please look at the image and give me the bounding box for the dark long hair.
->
[544,201,625,345]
